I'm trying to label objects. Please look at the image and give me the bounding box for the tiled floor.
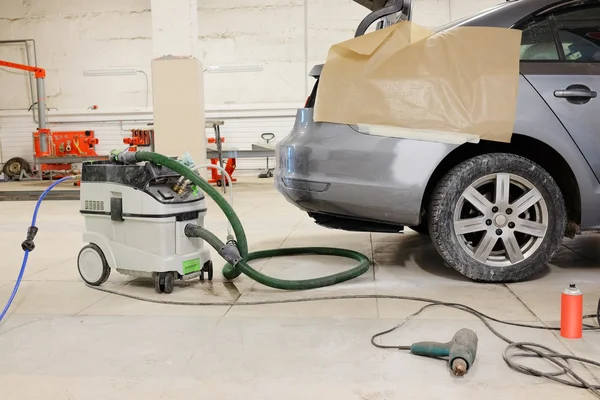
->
[1,178,600,399]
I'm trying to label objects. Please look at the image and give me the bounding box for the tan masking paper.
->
[314,22,522,143]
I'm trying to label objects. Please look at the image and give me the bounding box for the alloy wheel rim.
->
[453,173,549,267]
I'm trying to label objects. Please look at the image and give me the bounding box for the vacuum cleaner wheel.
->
[154,272,175,294]
[200,260,213,281]
[77,244,111,286]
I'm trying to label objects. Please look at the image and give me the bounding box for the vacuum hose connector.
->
[21,226,39,252]
[184,224,242,267]
[109,149,138,164]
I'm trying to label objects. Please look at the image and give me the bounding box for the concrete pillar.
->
[150,0,206,170]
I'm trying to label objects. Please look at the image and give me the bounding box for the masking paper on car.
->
[313,22,522,143]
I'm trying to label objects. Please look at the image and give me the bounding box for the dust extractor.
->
[76,150,371,293]
[77,159,213,294]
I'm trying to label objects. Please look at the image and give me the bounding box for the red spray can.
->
[560,284,583,340]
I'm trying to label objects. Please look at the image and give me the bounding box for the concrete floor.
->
[1,178,600,399]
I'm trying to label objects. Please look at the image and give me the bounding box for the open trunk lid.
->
[353,0,394,11]
[354,0,413,37]
[304,0,412,107]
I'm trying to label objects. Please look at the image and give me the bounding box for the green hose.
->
[132,151,371,291]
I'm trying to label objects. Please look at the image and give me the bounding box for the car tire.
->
[428,153,566,283]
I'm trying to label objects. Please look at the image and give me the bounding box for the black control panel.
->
[82,160,205,205]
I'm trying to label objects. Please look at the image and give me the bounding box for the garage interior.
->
[1,0,600,399]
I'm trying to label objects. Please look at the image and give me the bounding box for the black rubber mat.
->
[0,190,80,201]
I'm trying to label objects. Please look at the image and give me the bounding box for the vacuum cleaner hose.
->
[131,151,371,290]
[185,224,369,290]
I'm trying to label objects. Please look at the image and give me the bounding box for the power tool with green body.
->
[409,328,478,376]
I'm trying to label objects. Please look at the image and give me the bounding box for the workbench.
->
[205,120,276,160]
[206,142,276,159]
[204,119,276,187]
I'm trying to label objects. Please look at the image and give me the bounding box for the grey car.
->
[275,0,600,282]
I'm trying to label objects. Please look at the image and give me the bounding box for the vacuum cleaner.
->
[78,158,213,294]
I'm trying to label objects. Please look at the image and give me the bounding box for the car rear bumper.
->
[275,108,459,226]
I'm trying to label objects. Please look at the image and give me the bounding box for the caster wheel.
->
[77,244,111,286]
[216,180,222,187]
[154,273,163,293]
[163,273,175,294]
[155,272,176,294]
[200,260,214,281]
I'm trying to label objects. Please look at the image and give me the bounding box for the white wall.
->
[0,0,502,169]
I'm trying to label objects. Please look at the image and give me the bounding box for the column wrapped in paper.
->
[314,22,522,143]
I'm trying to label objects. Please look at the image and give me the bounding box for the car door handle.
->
[554,89,597,99]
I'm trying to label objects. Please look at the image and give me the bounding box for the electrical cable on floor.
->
[86,283,600,398]
[0,176,73,323]
[371,302,600,399]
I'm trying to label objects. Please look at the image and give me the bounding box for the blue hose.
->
[0,176,73,323]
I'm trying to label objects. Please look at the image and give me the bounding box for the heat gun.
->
[409,328,478,376]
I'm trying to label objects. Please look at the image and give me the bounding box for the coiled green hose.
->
[133,151,371,290]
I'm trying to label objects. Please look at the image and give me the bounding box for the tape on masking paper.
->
[357,124,480,145]
[314,21,522,144]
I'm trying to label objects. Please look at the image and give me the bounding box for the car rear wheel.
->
[428,153,566,282]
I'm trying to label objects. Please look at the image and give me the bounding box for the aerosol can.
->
[561,284,583,339]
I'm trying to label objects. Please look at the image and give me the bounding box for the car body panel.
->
[275,109,459,226]
[522,63,600,181]
[515,66,600,229]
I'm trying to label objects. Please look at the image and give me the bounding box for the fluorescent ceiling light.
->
[84,68,138,77]
[205,64,263,74]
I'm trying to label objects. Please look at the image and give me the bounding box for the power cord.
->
[0,176,73,323]
[86,284,600,398]
[371,302,600,399]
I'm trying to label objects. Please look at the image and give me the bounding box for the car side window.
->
[520,19,560,61]
[519,5,600,62]
[553,6,600,62]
